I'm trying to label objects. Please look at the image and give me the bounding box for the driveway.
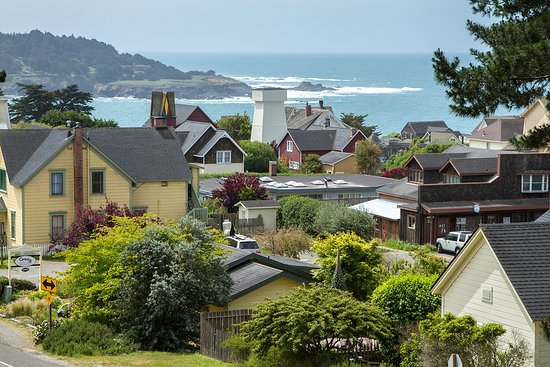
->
[0,261,69,286]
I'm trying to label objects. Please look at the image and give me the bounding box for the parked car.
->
[436,231,472,255]
[225,234,261,253]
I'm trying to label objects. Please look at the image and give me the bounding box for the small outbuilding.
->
[235,200,280,232]
[320,151,357,174]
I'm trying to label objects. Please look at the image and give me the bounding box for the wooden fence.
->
[208,213,264,235]
[200,309,253,363]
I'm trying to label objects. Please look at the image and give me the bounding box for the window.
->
[444,174,460,184]
[91,170,105,194]
[447,233,458,241]
[286,141,293,152]
[10,211,15,240]
[407,215,416,229]
[0,169,6,192]
[338,193,362,199]
[50,171,64,196]
[50,213,65,239]
[408,169,424,183]
[456,217,466,231]
[132,207,148,215]
[522,174,548,193]
[216,151,231,164]
[459,233,467,242]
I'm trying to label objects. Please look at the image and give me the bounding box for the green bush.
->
[256,228,313,259]
[0,276,38,299]
[41,319,137,356]
[277,196,323,234]
[5,298,35,317]
[240,140,276,172]
[315,204,375,240]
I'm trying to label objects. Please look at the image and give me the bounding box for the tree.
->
[385,141,451,170]
[212,173,268,212]
[314,203,375,239]
[53,84,94,115]
[241,286,391,367]
[40,109,118,128]
[10,84,55,122]
[256,228,313,259]
[116,217,232,351]
[340,112,378,137]
[240,140,276,172]
[400,313,531,367]
[432,0,550,118]
[312,232,385,300]
[216,112,252,141]
[355,139,381,174]
[511,123,550,150]
[302,154,322,174]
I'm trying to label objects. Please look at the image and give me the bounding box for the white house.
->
[432,220,550,366]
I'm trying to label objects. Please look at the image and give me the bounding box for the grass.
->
[380,239,435,252]
[64,352,237,367]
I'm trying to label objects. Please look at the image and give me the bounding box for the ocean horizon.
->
[89,52,519,135]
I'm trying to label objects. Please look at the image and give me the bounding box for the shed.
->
[320,151,357,174]
[351,199,402,241]
[235,200,280,232]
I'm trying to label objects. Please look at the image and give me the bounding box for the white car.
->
[436,231,472,255]
[225,235,261,253]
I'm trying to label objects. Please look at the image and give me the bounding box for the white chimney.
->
[0,97,11,129]
[251,88,287,145]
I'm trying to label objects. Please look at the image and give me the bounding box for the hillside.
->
[0,30,250,98]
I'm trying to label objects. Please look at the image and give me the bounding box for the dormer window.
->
[522,174,548,193]
[444,173,460,184]
[409,169,423,183]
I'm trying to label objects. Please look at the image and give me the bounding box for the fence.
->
[0,243,55,261]
[208,213,264,235]
[200,309,254,363]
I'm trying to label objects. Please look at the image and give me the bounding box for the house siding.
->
[132,181,188,221]
[342,133,366,153]
[523,101,549,136]
[226,277,301,311]
[204,138,244,165]
[278,134,301,167]
[322,155,357,174]
[535,322,550,366]
[442,239,534,349]
[469,139,510,150]
[0,147,23,246]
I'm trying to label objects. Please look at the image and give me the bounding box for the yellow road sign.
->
[40,276,58,293]
[45,292,53,305]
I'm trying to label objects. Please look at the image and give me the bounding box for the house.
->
[209,245,316,311]
[397,148,550,244]
[432,221,550,366]
[0,126,201,246]
[146,92,245,174]
[0,97,10,130]
[469,116,524,150]
[351,198,402,241]
[521,98,549,138]
[319,151,357,174]
[235,200,280,232]
[250,89,366,171]
[400,120,456,140]
[200,174,396,205]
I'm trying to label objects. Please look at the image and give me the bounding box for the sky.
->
[1,0,487,54]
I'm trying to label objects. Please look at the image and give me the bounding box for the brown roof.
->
[469,117,524,141]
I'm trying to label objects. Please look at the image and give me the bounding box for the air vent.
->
[311,180,324,185]
[259,176,273,182]
[334,179,348,184]
[481,285,493,304]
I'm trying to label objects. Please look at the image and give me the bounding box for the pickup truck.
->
[435,231,472,255]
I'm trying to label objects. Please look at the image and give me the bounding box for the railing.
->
[189,207,208,223]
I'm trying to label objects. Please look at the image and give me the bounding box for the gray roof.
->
[288,129,336,151]
[228,262,283,298]
[175,121,214,154]
[376,178,418,200]
[319,151,354,165]
[403,121,448,136]
[194,130,245,157]
[0,128,191,186]
[535,210,550,223]
[443,145,501,157]
[236,200,280,209]
[470,117,524,141]
[481,222,550,320]
[444,157,498,176]
[410,153,468,170]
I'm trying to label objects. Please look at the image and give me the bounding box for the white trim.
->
[182,124,215,154]
[193,130,246,158]
[286,140,293,152]
[216,150,232,164]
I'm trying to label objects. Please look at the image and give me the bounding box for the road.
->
[0,322,72,367]
[0,261,69,286]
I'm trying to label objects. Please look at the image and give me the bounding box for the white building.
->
[251,88,288,145]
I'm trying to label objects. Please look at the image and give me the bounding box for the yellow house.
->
[209,245,316,311]
[522,98,549,138]
[319,151,358,174]
[0,126,199,246]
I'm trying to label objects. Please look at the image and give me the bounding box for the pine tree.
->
[433,0,550,118]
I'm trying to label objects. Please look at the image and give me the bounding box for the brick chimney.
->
[319,100,324,109]
[150,91,177,128]
[73,122,84,210]
[268,160,277,176]
[305,102,312,117]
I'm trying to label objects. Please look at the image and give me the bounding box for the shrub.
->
[34,319,62,344]
[240,140,276,172]
[302,154,322,174]
[312,233,385,300]
[212,173,269,213]
[382,167,408,179]
[315,203,375,240]
[277,196,322,234]
[0,276,38,298]
[41,319,137,356]
[256,228,313,258]
[5,298,35,317]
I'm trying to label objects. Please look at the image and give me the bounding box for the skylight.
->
[334,179,348,184]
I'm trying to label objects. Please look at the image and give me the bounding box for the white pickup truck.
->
[435,231,472,255]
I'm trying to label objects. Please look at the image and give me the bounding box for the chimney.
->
[305,102,312,117]
[150,91,177,128]
[0,97,11,129]
[319,100,324,109]
[73,122,84,210]
[268,160,277,176]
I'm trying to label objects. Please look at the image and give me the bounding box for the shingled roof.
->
[442,157,498,176]
[470,117,524,142]
[288,129,336,151]
[480,222,550,321]
[403,120,449,136]
[0,127,191,186]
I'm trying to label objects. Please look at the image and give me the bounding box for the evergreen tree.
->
[53,84,94,115]
[10,84,55,122]
[433,0,550,118]
[340,112,378,137]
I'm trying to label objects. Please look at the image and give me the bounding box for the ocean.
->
[91,53,516,135]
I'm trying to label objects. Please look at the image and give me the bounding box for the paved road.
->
[0,261,69,286]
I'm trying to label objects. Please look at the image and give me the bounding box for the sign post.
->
[448,354,462,367]
[41,276,57,329]
[7,245,42,286]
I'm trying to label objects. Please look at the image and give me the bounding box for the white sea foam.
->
[231,75,352,84]
[286,86,423,99]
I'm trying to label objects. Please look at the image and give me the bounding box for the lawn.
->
[65,352,236,367]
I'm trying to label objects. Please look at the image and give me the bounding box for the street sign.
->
[45,292,53,305]
[40,276,58,293]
